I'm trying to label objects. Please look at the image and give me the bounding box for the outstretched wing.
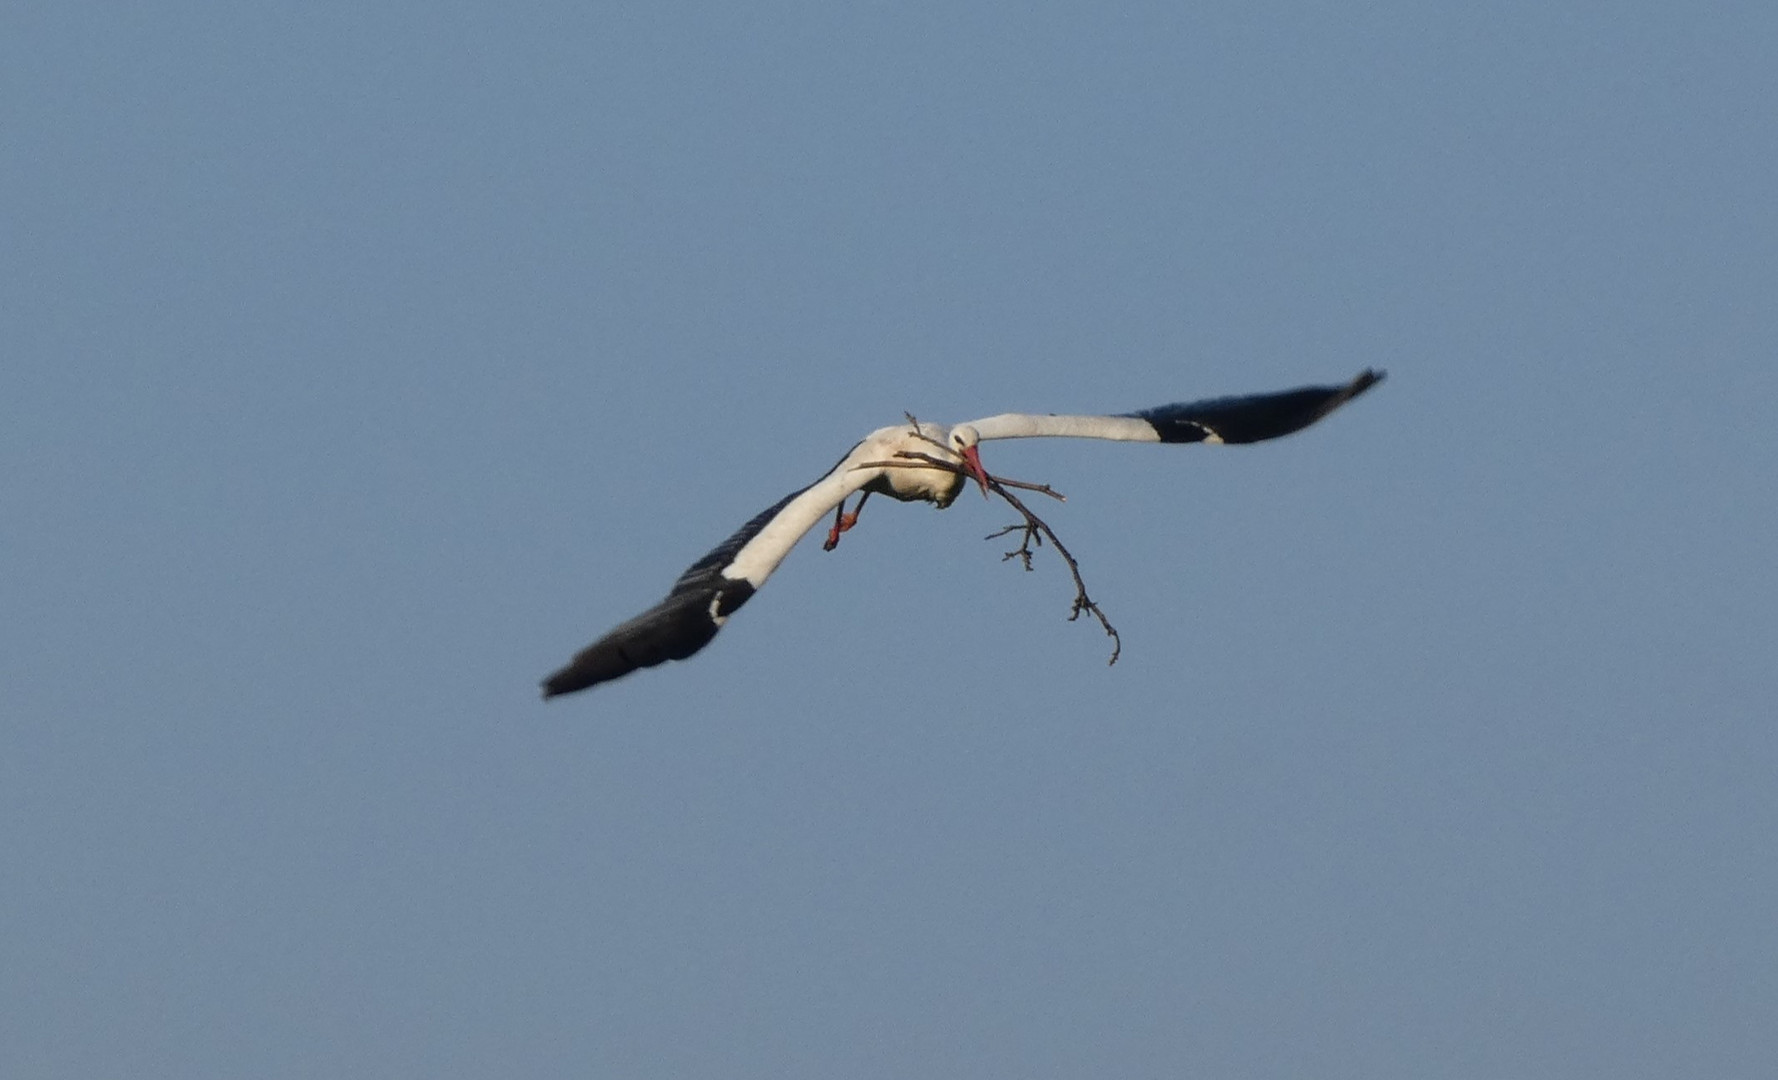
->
[539,490,801,697]
[965,369,1384,444]
[542,443,882,698]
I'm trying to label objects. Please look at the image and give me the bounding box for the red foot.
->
[822,510,859,551]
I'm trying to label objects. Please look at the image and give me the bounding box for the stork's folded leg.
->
[822,492,872,551]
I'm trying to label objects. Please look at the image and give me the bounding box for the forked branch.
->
[867,438,1122,666]
[979,478,1121,666]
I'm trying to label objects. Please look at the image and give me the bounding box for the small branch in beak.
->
[854,447,1115,663]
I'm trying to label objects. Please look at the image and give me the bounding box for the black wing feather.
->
[540,586,731,698]
[1126,369,1383,444]
[540,486,806,698]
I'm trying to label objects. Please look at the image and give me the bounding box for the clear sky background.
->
[6,2,1776,1076]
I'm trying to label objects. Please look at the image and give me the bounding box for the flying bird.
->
[542,369,1383,698]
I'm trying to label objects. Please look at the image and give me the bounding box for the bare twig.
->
[858,444,1121,666]
[854,451,1066,501]
[979,476,1121,666]
[901,412,947,455]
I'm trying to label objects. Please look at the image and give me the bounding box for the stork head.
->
[947,424,990,499]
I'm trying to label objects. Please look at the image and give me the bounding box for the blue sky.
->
[6,2,1776,1076]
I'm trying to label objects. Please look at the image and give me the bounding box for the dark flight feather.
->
[540,487,806,697]
[1125,369,1383,444]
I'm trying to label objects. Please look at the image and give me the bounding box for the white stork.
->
[542,369,1383,698]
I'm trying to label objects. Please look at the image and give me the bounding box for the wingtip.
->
[1336,369,1385,409]
[539,668,579,700]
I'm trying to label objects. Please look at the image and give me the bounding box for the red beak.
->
[961,445,990,498]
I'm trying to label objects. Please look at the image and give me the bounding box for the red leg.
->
[821,492,871,551]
